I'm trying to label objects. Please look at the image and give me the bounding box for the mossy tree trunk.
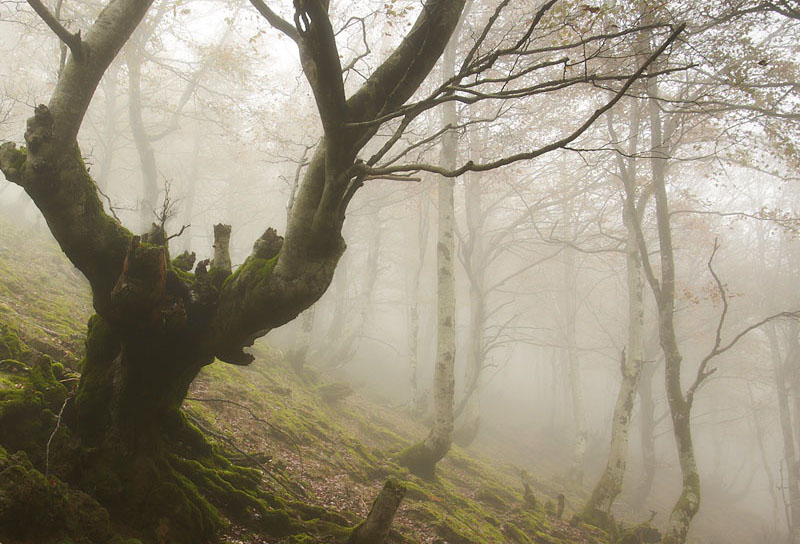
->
[0,0,466,538]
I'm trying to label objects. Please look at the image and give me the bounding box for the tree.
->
[0,0,467,538]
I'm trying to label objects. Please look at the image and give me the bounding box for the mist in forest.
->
[1,1,799,543]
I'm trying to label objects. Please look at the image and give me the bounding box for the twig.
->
[686,240,800,405]
[95,184,120,223]
[166,224,189,241]
[363,23,686,178]
[45,396,71,478]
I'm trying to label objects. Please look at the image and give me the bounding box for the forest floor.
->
[0,216,650,544]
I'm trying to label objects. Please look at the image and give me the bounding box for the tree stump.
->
[348,479,406,544]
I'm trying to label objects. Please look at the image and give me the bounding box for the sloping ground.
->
[186,351,610,544]
[0,215,615,544]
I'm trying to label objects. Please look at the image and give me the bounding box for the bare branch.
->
[27,0,84,61]
[249,0,300,42]
[363,24,687,178]
[686,240,800,405]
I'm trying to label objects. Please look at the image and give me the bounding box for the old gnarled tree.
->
[0,0,466,539]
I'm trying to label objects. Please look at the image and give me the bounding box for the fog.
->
[1,1,799,542]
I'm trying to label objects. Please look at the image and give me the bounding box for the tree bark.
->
[635,355,658,506]
[348,480,406,544]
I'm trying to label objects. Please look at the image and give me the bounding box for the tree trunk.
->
[583,141,646,523]
[646,80,700,544]
[635,356,658,506]
[348,480,406,544]
[768,322,800,542]
[0,0,467,538]
[397,15,463,477]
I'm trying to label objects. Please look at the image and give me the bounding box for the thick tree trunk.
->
[1,0,467,539]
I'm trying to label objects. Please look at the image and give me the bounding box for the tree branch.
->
[249,0,300,42]
[27,0,84,61]
[686,240,800,405]
[363,23,687,178]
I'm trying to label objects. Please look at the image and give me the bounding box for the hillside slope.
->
[0,216,635,544]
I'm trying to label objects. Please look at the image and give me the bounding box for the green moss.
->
[475,482,516,510]
[222,254,279,289]
[209,265,230,289]
[0,451,111,543]
[502,521,533,543]
[172,265,196,285]
[0,323,29,360]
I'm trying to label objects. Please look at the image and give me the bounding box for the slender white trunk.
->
[399,3,471,474]
[584,219,645,517]
[425,34,458,460]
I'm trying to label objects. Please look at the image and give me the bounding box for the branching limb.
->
[686,240,800,405]
[27,0,84,61]
[363,23,686,178]
[249,0,300,42]
[293,0,347,134]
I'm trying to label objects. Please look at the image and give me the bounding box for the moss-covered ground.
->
[0,215,614,544]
